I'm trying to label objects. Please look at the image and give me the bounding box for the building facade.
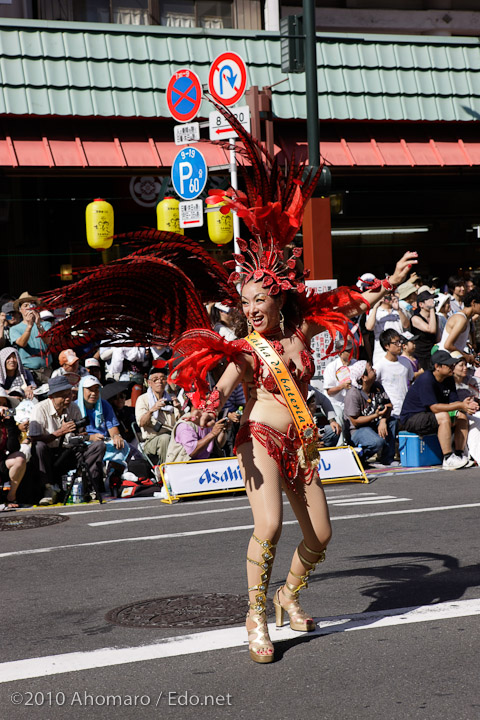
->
[1,3,480,293]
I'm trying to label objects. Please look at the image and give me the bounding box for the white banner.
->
[318,446,367,484]
[158,457,245,503]
[158,446,367,502]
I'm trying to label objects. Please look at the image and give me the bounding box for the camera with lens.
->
[74,417,88,432]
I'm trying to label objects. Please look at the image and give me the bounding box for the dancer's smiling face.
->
[241,280,283,334]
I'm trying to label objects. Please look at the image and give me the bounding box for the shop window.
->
[37,0,232,26]
[159,0,233,28]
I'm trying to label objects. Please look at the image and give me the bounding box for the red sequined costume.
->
[233,328,316,489]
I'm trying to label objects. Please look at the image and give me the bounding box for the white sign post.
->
[179,199,204,229]
[174,122,200,145]
[209,105,251,141]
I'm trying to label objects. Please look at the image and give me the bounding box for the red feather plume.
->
[41,232,238,352]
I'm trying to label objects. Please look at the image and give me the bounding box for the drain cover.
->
[0,514,69,531]
[106,593,255,629]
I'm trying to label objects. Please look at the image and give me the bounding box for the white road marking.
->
[1,502,480,559]
[88,494,404,527]
[88,505,252,527]
[1,597,478,683]
[59,494,250,515]
[330,497,411,506]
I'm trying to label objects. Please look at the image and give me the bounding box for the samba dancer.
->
[42,106,417,664]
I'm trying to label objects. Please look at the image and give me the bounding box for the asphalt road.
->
[0,466,479,720]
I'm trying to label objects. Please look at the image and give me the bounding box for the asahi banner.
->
[158,457,245,503]
[158,446,367,503]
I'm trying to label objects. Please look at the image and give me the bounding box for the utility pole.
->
[303,0,320,172]
[301,0,333,280]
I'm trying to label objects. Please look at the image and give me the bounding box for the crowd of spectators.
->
[1,275,480,511]
[315,273,480,471]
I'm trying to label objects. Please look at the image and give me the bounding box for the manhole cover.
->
[106,593,260,629]
[0,514,69,531]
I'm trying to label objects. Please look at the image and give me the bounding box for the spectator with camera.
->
[135,363,181,465]
[9,292,53,385]
[165,408,228,463]
[75,375,129,471]
[29,376,105,504]
[0,388,27,509]
[343,360,397,466]
[0,300,21,350]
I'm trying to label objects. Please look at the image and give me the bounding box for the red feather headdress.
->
[205,99,322,295]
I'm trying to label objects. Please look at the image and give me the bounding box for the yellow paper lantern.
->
[156,197,183,235]
[207,201,233,245]
[86,198,114,250]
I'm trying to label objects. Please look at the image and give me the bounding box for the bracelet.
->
[382,278,397,291]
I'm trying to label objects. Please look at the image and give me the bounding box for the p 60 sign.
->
[171,147,208,201]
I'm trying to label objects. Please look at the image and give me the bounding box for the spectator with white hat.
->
[84,358,102,381]
[29,375,105,504]
[396,281,417,321]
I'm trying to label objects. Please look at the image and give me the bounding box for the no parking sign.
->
[166,69,202,123]
[208,52,247,106]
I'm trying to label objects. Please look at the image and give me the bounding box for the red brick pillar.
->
[302,197,333,280]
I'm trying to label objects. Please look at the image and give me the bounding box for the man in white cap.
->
[29,376,105,503]
[84,358,102,381]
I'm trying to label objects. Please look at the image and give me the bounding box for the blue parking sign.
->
[171,147,208,200]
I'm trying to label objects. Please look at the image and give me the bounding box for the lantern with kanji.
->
[86,198,114,250]
[207,200,233,245]
[156,197,183,235]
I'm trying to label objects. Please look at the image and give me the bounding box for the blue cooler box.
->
[399,432,443,467]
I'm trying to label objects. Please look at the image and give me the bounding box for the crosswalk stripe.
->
[1,597,479,683]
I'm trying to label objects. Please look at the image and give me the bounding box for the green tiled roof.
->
[1,18,480,122]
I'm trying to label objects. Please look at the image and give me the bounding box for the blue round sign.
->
[171,147,208,201]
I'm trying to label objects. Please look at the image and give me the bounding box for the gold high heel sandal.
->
[246,534,276,664]
[273,541,326,632]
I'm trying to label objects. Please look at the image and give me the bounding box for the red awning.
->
[317,138,480,167]
[0,136,234,169]
[1,133,480,169]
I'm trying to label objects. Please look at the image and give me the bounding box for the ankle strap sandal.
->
[246,534,276,663]
[273,540,326,633]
